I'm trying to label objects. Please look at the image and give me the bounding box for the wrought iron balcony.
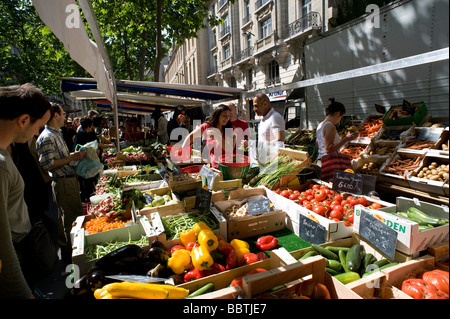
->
[235,47,254,62]
[220,25,230,38]
[208,66,218,76]
[265,76,281,86]
[285,12,322,39]
[255,0,270,10]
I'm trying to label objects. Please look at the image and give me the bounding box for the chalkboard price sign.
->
[299,214,327,245]
[333,170,364,195]
[199,165,218,190]
[194,188,212,214]
[359,209,398,260]
[247,199,271,215]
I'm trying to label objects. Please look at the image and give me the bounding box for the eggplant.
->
[146,247,169,264]
[88,270,105,290]
[150,240,168,252]
[95,244,144,273]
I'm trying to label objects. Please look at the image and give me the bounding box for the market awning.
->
[60,77,244,101]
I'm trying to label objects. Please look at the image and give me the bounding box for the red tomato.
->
[304,203,313,211]
[297,196,306,204]
[306,195,314,201]
[370,202,382,209]
[280,190,290,198]
[340,200,349,207]
[320,185,329,190]
[401,278,448,299]
[346,212,354,224]
[343,204,353,211]
[288,189,294,195]
[349,197,360,206]
[358,197,368,206]
[312,184,320,190]
[420,269,449,295]
[293,190,300,195]
[333,194,343,203]
[322,200,332,207]
[329,209,343,220]
[289,193,299,200]
[313,206,327,216]
[314,189,327,201]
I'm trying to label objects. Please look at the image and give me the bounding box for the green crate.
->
[382,102,429,127]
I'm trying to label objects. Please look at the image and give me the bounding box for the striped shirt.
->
[36,125,76,178]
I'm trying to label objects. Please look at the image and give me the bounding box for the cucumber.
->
[325,246,351,253]
[186,283,214,298]
[362,262,399,278]
[326,258,343,272]
[299,250,318,260]
[311,244,338,260]
[326,267,341,276]
[363,253,377,272]
[419,225,435,231]
[346,244,365,272]
[373,259,390,268]
[334,271,361,285]
[339,250,350,273]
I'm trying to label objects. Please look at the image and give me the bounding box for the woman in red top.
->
[182,104,233,169]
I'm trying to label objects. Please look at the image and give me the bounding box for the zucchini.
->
[362,262,399,278]
[326,258,343,272]
[325,267,341,276]
[419,225,435,231]
[346,244,365,272]
[407,207,448,226]
[299,250,317,260]
[339,250,350,273]
[325,246,350,253]
[186,283,214,298]
[311,244,338,260]
[334,271,361,285]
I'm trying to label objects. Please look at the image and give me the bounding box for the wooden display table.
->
[376,181,449,206]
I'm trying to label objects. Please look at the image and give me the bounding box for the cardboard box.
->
[353,155,390,176]
[362,140,400,158]
[139,186,184,216]
[214,187,286,240]
[354,197,450,255]
[265,186,394,242]
[71,215,159,275]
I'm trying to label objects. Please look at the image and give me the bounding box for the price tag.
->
[332,170,364,195]
[359,209,398,260]
[417,128,442,142]
[247,199,271,215]
[299,215,327,245]
[375,104,387,114]
[402,100,416,115]
[199,165,218,190]
[194,187,212,214]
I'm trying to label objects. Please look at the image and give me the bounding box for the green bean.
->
[161,211,219,240]
[84,234,148,261]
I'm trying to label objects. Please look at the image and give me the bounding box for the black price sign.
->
[194,187,212,214]
[375,104,387,114]
[402,100,416,115]
[417,128,442,142]
[299,215,327,245]
[199,165,218,190]
[359,209,398,260]
[247,199,271,215]
[333,170,364,195]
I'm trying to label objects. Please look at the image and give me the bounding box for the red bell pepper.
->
[242,253,259,265]
[256,235,278,251]
[217,239,238,270]
[256,251,268,261]
[230,268,267,289]
[184,267,204,283]
[170,244,186,256]
[186,242,199,252]
[203,262,225,277]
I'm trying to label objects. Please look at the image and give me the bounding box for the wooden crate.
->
[274,148,312,188]
[427,241,449,271]
[346,272,412,299]
[378,150,425,187]
[241,254,362,299]
[189,286,242,300]
[139,186,184,216]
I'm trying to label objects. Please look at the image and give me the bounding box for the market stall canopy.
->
[60,77,244,101]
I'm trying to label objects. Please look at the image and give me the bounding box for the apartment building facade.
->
[163,0,337,121]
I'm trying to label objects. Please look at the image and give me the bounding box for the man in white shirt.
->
[252,93,285,164]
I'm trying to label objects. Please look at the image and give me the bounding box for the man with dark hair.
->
[36,103,86,265]
[0,83,51,299]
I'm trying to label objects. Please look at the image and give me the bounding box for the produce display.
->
[340,144,367,160]
[386,207,449,232]
[401,269,449,299]
[355,161,383,176]
[402,139,436,150]
[382,155,422,177]
[358,116,383,139]
[366,142,398,156]
[411,162,449,182]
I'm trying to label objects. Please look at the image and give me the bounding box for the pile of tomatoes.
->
[273,183,382,226]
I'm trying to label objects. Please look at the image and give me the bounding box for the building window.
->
[267,60,280,85]
[302,0,311,17]
[230,77,237,88]
[222,14,230,37]
[247,68,253,88]
[260,17,272,39]
[243,0,250,24]
[223,44,230,60]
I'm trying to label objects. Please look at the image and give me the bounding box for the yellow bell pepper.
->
[180,228,197,247]
[167,249,191,274]
[191,245,214,270]
[230,239,250,265]
[198,229,218,252]
[193,221,211,235]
